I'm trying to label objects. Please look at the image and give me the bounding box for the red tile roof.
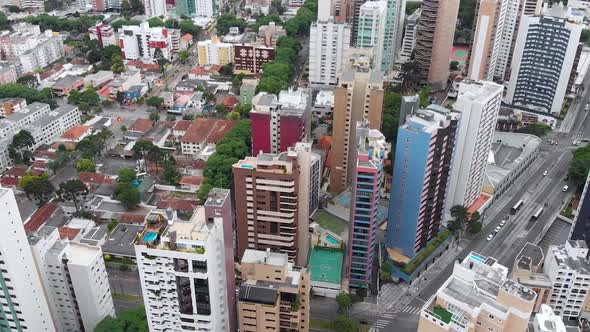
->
[120,214,147,223]
[79,172,107,184]
[129,119,154,133]
[157,199,198,212]
[181,118,236,144]
[190,66,209,76]
[60,125,90,140]
[25,204,59,234]
[223,95,239,108]
[0,176,18,187]
[5,167,26,178]
[181,33,193,42]
[209,64,223,74]
[31,160,47,169]
[173,120,192,132]
[318,136,333,152]
[180,175,203,186]
[52,141,76,150]
[58,227,81,240]
[156,120,176,128]
[35,150,58,160]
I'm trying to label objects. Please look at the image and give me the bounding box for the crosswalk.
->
[370,306,423,331]
[400,305,422,315]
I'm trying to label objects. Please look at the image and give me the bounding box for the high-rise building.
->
[397,8,420,64]
[350,0,368,45]
[468,0,508,81]
[506,4,581,115]
[232,148,312,266]
[356,0,387,71]
[533,305,567,332]
[381,0,405,70]
[203,188,237,332]
[134,207,231,331]
[144,0,166,17]
[29,227,115,332]
[512,242,551,313]
[418,252,536,332]
[0,188,56,331]
[233,43,275,74]
[347,122,387,288]
[290,142,322,217]
[329,68,384,194]
[250,89,311,155]
[176,0,215,18]
[570,173,590,247]
[119,22,174,62]
[414,0,460,89]
[237,249,310,332]
[386,105,459,259]
[197,36,234,66]
[495,0,543,81]
[309,15,351,85]
[89,23,116,48]
[544,240,590,320]
[444,80,503,219]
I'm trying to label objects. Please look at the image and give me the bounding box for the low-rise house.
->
[159,91,174,109]
[0,98,27,117]
[128,118,154,134]
[188,66,210,80]
[180,33,193,50]
[175,79,200,93]
[179,175,202,191]
[83,70,114,88]
[180,118,235,155]
[52,75,84,96]
[59,125,91,143]
[171,94,193,113]
[141,123,171,148]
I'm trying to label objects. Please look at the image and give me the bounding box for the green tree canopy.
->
[0,83,56,108]
[118,167,137,183]
[76,159,96,172]
[20,173,54,206]
[336,292,352,313]
[95,306,148,332]
[147,17,165,27]
[216,14,247,34]
[570,145,590,190]
[117,185,140,209]
[8,130,35,165]
[146,96,164,108]
[56,179,89,213]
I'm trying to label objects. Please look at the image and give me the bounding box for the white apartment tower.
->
[495,0,544,81]
[309,0,351,85]
[544,240,590,320]
[356,0,387,72]
[0,188,56,331]
[398,9,420,63]
[135,208,230,331]
[506,4,582,115]
[469,0,508,80]
[445,80,503,219]
[144,0,166,17]
[29,226,115,332]
[119,22,174,62]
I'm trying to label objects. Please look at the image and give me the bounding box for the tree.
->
[149,112,161,121]
[333,315,356,332]
[111,54,125,74]
[147,17,165,27]
[20,173,54,206]
[450,60,459,70]
[569,145,590,190]
[257,76,288,94]
[8,130,35,165]
[96,128,113,154]
[516,123,552,137]
[220,63,234,76]
[146,96,164,109]
[419,85,431,108]
[146,145,163,172]
[121,125,128,132]
[56,179,89,213]
[165,19,180,29]
[270,0,286,14]
[132,140,154,166]
[76,159,96,172]
[469,221,482,235]
[76,135,99,160]
[117,186,141,209]
[178,50,190,63]
[118,167,137,183]
[164,163,181,185]
[336,292,352,313]
[215,104,228,114]
[448,205,469,241]
[95,306,148,332]
[16,75,39,88]
[216,14,247,34]
[153,48,168,73]
[0,83,56,108]
[582,29,590,44]
[226,111,240,120]
[179,20,202,36]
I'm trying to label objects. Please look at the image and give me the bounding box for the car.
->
[585,104,589,111]
[543,170,548,176]
[494,226,501,233]
[583,138,589,142]
[563,185,569,192]
[487,234,494,241]
[499,220,506,227]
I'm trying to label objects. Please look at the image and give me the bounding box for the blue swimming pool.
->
[326,235,340,245]
[143,231,158,243]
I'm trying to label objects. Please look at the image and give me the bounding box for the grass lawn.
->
[313,210,347,235]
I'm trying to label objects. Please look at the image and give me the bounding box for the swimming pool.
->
[143,231,158,243]
[326,235,340,245]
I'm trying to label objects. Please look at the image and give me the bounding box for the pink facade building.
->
[0,65,17,85]
[89,23,116,48]
[250,89,310,155]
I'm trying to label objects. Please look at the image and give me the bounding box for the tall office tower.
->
[356,1,387,71]
[506,5,581,115]
[144,0,166,17]
[0,189,56,331]
[386,105,459,259]
[309,5,351,85]
[134,207,230,331]
[203,188,237,332]
[330,69,384,194]
[444,80,503,220]
[398,8,420,63]
[237,249,311,332]
[544,241,590,320]
[570,173,590,247]
[414,0,460,89]
[250,89,311,155]
[350,0,368,45]
[29,227,115,332]
[347,123,387,288]
[418,252,536,332]
[382,0,405,70]
[495,0,543,80]
[233,148,312,266]
[468,0,508,80]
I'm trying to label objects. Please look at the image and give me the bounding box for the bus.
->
[511,200,524,215]
[531,207,544,221]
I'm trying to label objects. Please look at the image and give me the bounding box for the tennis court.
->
[309,247,343,285]
[451,46,470,65]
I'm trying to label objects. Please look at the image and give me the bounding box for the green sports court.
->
[309,247,343,285]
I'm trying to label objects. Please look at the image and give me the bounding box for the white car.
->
[487,234,494,241]
[499,220,506,227]
[543,170,548,176]
[563,185,569,192]
[494,226,501,233]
